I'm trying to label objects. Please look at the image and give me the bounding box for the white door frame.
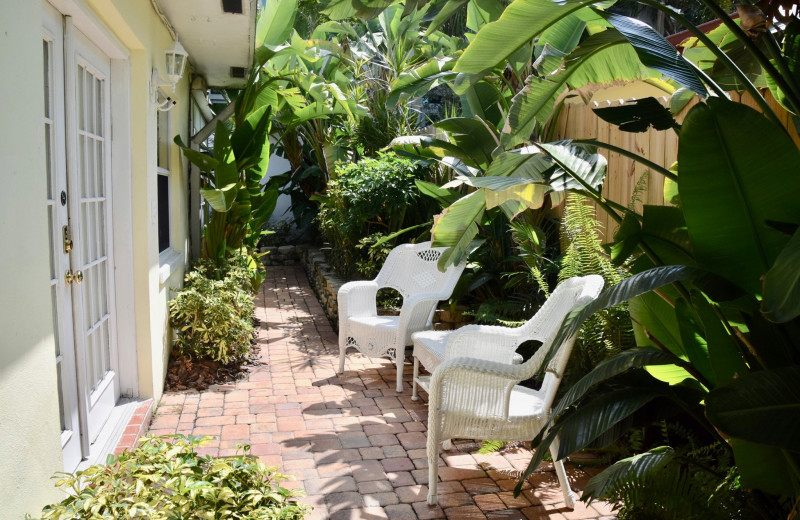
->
[44,0,138,468]
[46,0,137,398]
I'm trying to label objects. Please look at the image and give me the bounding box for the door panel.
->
[69,26,118,444]
[42,3,82,471]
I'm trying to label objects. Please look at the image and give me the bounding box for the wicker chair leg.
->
[411,358,419,401]
[395,351,405,393]
[427,430,440,505]
[337,344,346,374]
[550,439,576,509]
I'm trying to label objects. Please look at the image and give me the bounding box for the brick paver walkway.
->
[149,265,617,520]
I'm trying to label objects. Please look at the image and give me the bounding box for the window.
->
[156,103,170,253]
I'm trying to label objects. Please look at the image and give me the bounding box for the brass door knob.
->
[65,269,84,285]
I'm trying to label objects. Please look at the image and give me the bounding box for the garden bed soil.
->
[164,321,263,392]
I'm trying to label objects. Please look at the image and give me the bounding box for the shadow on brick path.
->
[148,265,618,520]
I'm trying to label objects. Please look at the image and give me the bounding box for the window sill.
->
[158,248,184,286]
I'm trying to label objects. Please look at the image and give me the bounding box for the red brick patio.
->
[147,265,617,520]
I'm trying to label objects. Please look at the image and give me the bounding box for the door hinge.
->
[62,225,73,253]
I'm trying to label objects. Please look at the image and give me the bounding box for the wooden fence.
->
[549,91,800,242]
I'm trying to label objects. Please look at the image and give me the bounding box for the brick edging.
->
[113,398,155,455]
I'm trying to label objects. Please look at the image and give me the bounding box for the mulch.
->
[164,319,264,392]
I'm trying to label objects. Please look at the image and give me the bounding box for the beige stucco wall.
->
[0,0,68,516]
[0,0,192,515]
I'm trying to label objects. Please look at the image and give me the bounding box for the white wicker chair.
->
[412,275,604,506]
[337,242,466,393]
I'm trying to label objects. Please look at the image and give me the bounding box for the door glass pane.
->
[45,125,53,199]
[47,205,56,280]
[43,41,51,118]
[56,362,66,431]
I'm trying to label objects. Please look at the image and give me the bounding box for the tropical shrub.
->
[170,262,255,364]
[317,152,438,277]
[35,435,309,520]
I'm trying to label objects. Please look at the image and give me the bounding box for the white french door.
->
[43,1,119,471]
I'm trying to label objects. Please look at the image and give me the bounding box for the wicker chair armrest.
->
[338,281,379,319]
[428,356,525,420]
[443,324,523,364]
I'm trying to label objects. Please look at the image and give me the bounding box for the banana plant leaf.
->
[679,97,800,296]
[766,19,800,115]
[256,0,297,47]
[593,97,679,133]
[320,0,394,20]
[691,292,748,386]
[503,30,651,148]
[599,12,707,97]
[732,439,800,496]
[431,190,486,269]
[231,105,272,176]
[453,0,599,76]
[610,205,695,267]
[200,183,239,213]
[581,446,676,502]
[466,0,504,33]
[761,228,800,322]
[387,56,459,108]
[424,0,469,36]
[416,180,460,208]
[706,366,800,451]
[435,117,498,168]
[556,387,666,458]
[548,265,700,368]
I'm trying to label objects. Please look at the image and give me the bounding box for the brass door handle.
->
[65,269,84,285]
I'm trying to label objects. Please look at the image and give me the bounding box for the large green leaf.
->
[174,137,219,173]
[453,0,598,76]
[766,18,800,115]
[431,190,485,248]
[416,180,459,208]
[593,97,679,133]
[679,98,800,295]
[549,265,700,360]
[435,117,498,168]
[537,13,586,55]
[200,183,239,213]
[629,291,684,359]
[761,228,800,322]
[581,446,676,502]
[732,440,800,496]
[706,366,800,451]
[610,205,695,267]
[600,12,707,97]
[424,0,469,36]
[387,56,459,108]
[503,30,650,147]
[482,146,552,179]
[466,0,504,33]
[320,0,393,20]
[551,347,683,421]
[556,388,664,458]
[539,141,607,192]
[461,81,504,124]
[390,135,482,173]
[231,105,273,176]
[256,0,297,48]
[692,293,747,386]
[675,297,713,386]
